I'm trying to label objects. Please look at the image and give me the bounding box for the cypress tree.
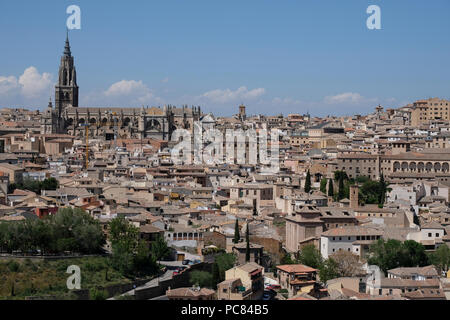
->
[211,262,220,289]
[245,223,250,262]
[379,173,387,205]
[328,179,334,197]
[320,178,327,194]
[338,176,345,200]
[305,170,312,193]
[233,219,240,244]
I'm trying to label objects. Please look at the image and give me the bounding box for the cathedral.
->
[41,33,202,141]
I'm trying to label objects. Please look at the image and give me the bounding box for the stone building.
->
[336,150,450,182]
[41,33,201,140]
[410,98,450,126]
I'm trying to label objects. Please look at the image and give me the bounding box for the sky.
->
[0,0,449,117]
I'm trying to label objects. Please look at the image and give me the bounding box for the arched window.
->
[63,69,67,86]
[434,163,441,172]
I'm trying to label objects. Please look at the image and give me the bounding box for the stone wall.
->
[134,263,212,300]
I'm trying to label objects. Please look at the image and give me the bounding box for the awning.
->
[250,270,261,276]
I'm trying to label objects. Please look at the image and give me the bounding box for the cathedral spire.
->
[64,29,71,57]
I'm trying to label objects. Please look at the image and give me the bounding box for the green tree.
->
[41,178,59,191]
[110,241,136,276]
[379,173,388,205]
[211,262,221,289]
[400,240,429,267]
[318,258,339,283]
[245,223,250,262]
[134,241,158,276]
[355,175,390,206]
[233,219,240,244]
[109,216,139,251]
[215,253,236,282]
[368,239,402,274]
[90,287,108,300]
[109,216,158,277]
[334,171,349,182]
[304,170,312,193]
[297,245,323,269]
[320,178,327,194]
[338,176,345,201]
[9,178,59,194]
[0,207,104,255]
[280,252,296,265]
[73,220,106,254]
[151,235,170,265]
[327,179,334,197]
[190,271,213,288]
[429,245,450,273]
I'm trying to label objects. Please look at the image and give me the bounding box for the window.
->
[436,233,439,237]
[428,233,432,237]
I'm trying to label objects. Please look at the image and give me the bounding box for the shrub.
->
[7,260,20,272]
[90,287,108,300]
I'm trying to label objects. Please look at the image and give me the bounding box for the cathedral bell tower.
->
[55,31,79,124]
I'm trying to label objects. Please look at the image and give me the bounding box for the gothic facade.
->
[41,34,201,140]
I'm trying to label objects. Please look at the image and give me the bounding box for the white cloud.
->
[324,92,364,104]
[0,76,19,96]
[161,77,169,83]
[85,79,163,106]
[0,67,53,107]
[105,80,149,97]
[200,86,266,104]
[18,67,53,99]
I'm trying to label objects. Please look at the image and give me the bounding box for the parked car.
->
[266,284,281,291]
[182,259,191,265]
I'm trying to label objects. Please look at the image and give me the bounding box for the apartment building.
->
[410,98,450,126]
[218,262,265,300]
[320,226,383,259]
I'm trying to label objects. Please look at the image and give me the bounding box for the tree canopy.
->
[304,170,312,193]
[429,245,450,273]
[368,239,429,274]
[109,216,159,277]
[297,244,323,269]
[0,207,105,255]
[8,178,59,194]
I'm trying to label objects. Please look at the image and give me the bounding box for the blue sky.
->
[0,0,449,116]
